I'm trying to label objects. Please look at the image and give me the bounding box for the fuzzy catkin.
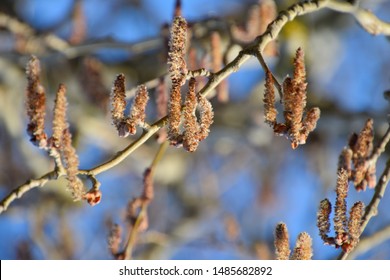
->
[197,94,214,142]
[52,84,68,148]
[168,16,188,86]
[127,84,149,135]
[167,84,183,145]
[347,201,364,250]
[338,147,353,176]
[334,169,349,244]
[111,74,127,136]
[300,107,320,143]
[274,223,290,260]
[183,78,199,152]
[62,128,84,201]
[317,198,332,243]
[26,56,47,148]
[264,70,277,126]
[291,232,313,260]
[289,48,307,147]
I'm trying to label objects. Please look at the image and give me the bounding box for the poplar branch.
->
[2,0,389,215]
[0,170,61,214]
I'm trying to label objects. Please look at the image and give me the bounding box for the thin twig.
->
[123,203,148,260]
[122,141,169,259]
[187,68,212,78]
[326,0,390,35]
[0,170,60,214]
[368,126,390,165]
[253,50,283,100]
[80,117,166,176]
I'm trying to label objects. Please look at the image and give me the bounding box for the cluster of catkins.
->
[316,120,377,253]
[263,47,320,149]
[25,56,87,202]
[338,119,376,191]
[274,222,313,260]
[317,169,364,253]
[111,16,214,153]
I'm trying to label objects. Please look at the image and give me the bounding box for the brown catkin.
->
[292,47,307,89]
[317,199,332,243]
[289,48,307,147]
[274,222,291,260]
[168,16,188,86]
[111,74,128,137]
[338,147,353,177]
[80,57,109,111]
[26,55,47,148]
[334,168,349,245]
[263,70,277,126]
[354,119,374,159]
[167,84,183,145]
[52,84,68,148]
[142,167,154,203]
[352,119,374,190]
[183,78,200,152]
[282,77,294,129]
[197,94,214,142]
[347,201,364,251]
[127,84,149,135]
[291,232,313,260]
[299,107,320,144]
[62,128,84,201]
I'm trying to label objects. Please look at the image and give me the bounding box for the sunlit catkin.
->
[52,84,68,148]
[291,232,313,260]
[26,56,47,148]
[274,222,290,260]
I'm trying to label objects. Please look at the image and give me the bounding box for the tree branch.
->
[2,0,389,215]
[0,170,60,214]
[326,0,390,35]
